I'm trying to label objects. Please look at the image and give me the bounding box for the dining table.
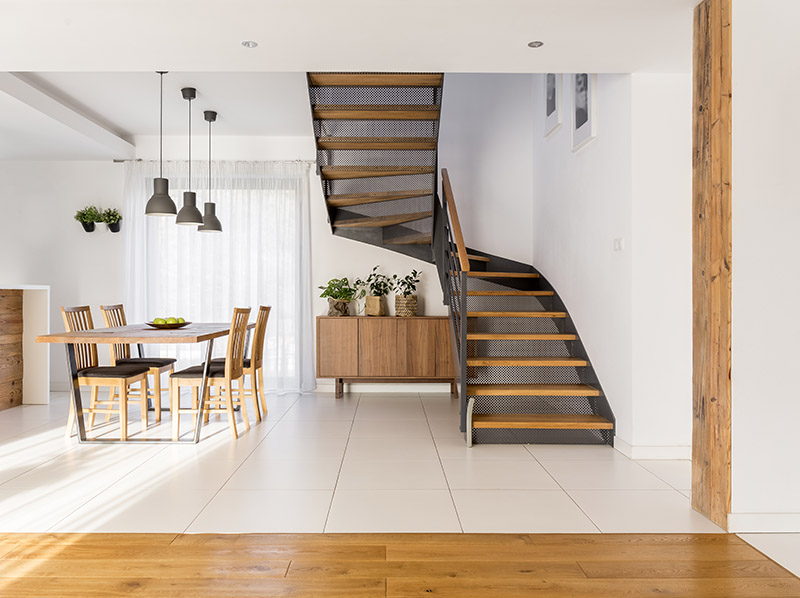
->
[36,322,254,444]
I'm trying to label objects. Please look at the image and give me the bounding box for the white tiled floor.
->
[0,391,726,535]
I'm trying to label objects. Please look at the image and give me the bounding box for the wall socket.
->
[613,238,625,251]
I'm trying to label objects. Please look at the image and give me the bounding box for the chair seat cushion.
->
[171,364,226,379]
[118,357,177,369]
[210,357,251,368]
[78,364,150,379]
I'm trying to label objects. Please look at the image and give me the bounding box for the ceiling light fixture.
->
[527,41,544,48]
[176,87,204,226]
[198,110,222,233]
[145,71,177,216]
[241,40,258,48]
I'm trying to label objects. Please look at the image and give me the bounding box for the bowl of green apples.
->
[146,317,190,329]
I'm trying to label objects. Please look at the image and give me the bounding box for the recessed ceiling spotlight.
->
[528,41,544,48]
[241,40,258,49]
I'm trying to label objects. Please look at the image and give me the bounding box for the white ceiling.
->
[0,0,697,160]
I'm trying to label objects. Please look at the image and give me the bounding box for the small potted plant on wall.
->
[74,205,101,232]
[357,266,391,317]
[102,208,122,233]
[392,269,421,317]
[319,277,364,316]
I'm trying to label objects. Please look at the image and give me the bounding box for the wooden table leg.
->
[192,339,215,444]
[65,343,87,442]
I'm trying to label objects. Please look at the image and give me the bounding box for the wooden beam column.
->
[692,0,732,529]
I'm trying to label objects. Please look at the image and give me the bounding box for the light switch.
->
[613,238,625,251]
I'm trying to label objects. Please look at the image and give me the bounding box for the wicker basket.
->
[327,298,350,316]
[365,295,385,316]
[394,294,418,317]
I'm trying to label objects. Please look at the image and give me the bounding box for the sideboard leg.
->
[451,380,458,399]
[335,378,343,398]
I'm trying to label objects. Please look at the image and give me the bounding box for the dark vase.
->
[108,222,121,233]
[81,222,95,232]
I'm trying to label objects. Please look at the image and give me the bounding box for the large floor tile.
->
[421,397,460,419]
[442,459,560,490]
[326,489,461,532]
[349,419,432,439]
[541,459,672,490]
[248,435,349,460]
[635,459,692,490]
[187,489,333,533]
[427,417,464,438]
[354,402,427,421]
[434,436,534,460]
[526,444,629,461]
[344,436,438,460]
[739,533,800,577]
[452,489,598,533]
[337,459,447,490]
[569,489,724,533]
[225,459,342,490]
[267,419,353,439]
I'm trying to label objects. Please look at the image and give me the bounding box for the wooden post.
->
[692,0,732,530]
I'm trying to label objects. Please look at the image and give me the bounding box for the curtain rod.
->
[112,158,314,164]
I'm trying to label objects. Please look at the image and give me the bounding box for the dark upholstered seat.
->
[78,364,150,378]
[118,357,177,368]
[210,357,251,369]
[170,364,226,379]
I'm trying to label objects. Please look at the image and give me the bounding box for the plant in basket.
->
[319,277,364,316]
[391,269,421,317]
[356,266,391,316]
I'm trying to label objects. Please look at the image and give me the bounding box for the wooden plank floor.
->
[0,533,796,597]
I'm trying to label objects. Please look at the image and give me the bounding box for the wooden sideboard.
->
[316,316,455,397]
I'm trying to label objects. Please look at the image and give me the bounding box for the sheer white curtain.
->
[122,160,315,392]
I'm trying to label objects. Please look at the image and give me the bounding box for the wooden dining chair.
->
[100,304,176,423]
[169,307,251,440]
[62,306,150,440]
[210,305,271,421]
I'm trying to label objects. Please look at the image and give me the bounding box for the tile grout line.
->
[322,392,360,533]
[422,393,464,533]
[631,459,692,495]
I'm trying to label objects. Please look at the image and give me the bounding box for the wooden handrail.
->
[441,168,470,273]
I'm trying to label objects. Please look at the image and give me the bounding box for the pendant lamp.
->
[176,87,203,225]
[198,110,222,233]
[145,71,177,216]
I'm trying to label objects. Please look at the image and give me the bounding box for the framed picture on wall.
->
[544,73,562,137]
[571,73,597,151]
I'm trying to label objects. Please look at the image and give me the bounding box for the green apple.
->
[153,318,166,325]
[166,317,178,324]
[177,317,185,323]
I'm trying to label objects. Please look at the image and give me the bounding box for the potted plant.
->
[74,205,101,233]
[391,269,421,317]
[357,266,391,317]
[319,277,364,316]
[101,208,122,233]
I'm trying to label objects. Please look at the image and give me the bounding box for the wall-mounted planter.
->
[108,222,121,233]
[80,222,95,233]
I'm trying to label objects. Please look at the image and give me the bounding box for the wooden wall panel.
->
[317,318,359,377]
[0,290,23,411]
[692,0,732,530]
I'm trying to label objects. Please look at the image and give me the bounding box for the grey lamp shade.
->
[145,178,177,216]
[176,191,203,225]
[197,202,222,233]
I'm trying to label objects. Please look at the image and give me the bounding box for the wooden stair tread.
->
[467,333,576,340]
[308,73,443,87]
[313,105,440,120]
[468,272,540,279]
[321,166,434,180]
[386,233,432,245]
[467,383,600,396]
[467,290,554,296]
[472,413,613,430]
[467,311,566,318]
[334,211,432,228]
[451,251,490,263]
[318,137,437,150]
[467,356,587,367]
[326,189,432,208]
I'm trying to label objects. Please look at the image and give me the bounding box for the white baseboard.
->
[614,437,691,460]
[728,513,800,533]
[315,380,453,394]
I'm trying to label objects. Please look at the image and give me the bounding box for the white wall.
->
[531,73,692,456]
[438,74,534,264]
[0,161,125,389]
[729,0,800,531]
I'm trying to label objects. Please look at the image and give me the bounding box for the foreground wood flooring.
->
[0,533,796,597]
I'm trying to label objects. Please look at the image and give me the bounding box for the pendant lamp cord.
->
[159,72,163,179]
[187,96,191,191]
[208,119,212,203]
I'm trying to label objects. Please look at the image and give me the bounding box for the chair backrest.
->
[61,305,98,370]
[100,304,130,364]
[250,306,271,369]
[224,307,251,380]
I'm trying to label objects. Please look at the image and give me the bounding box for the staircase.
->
[308,73,615,447]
